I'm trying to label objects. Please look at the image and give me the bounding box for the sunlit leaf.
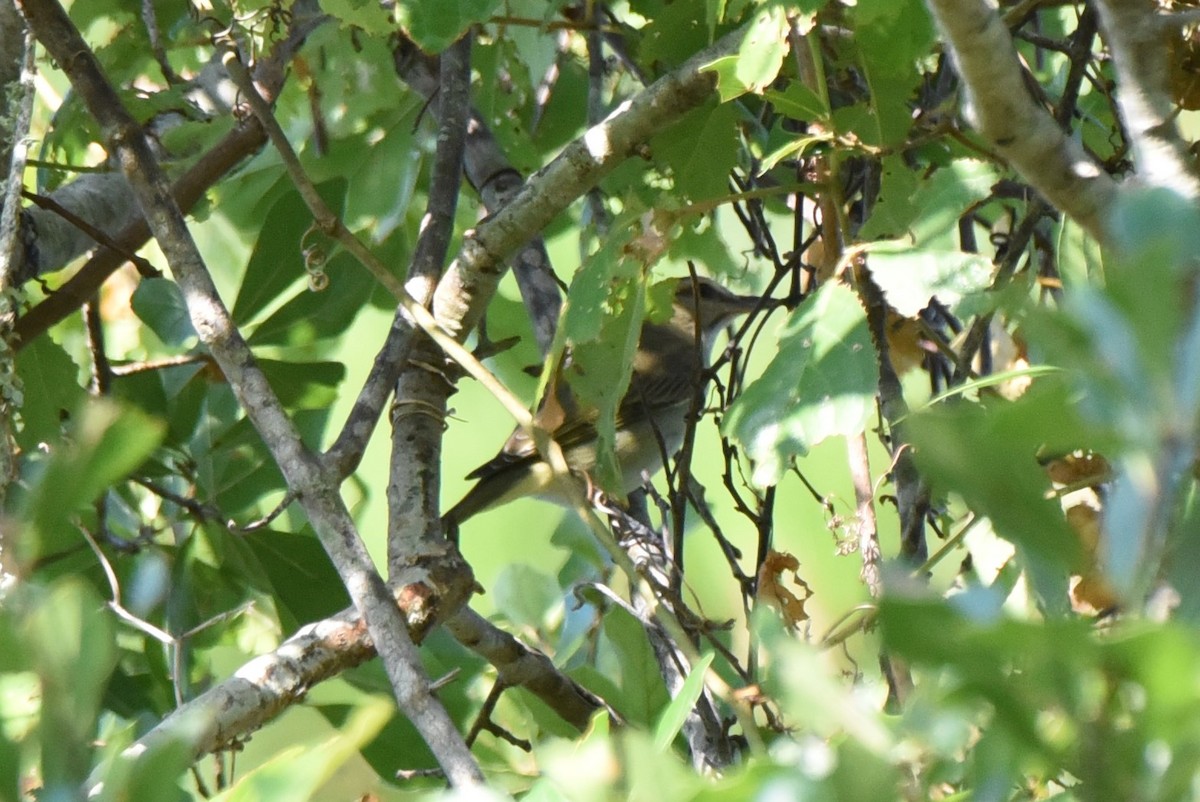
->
[395,0,503,53]
[653,652,714,751]
[725,282,876,488]
[866,245,995,317]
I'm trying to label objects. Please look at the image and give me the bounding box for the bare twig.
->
[21,189,161,276]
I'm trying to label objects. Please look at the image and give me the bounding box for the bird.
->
[441,276,771,534]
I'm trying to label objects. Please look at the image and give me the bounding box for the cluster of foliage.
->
[3,0,1200,799]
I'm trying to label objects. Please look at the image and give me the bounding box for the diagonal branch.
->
[429,25,746,347]
[18,0,484,786]
[91,593,604,790]
[921,0,1120,239]
[1092,0,1200,198]
[393,38,562,354]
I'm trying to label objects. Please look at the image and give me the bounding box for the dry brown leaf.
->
[757,550,812,629]
[1065,504,1118,613]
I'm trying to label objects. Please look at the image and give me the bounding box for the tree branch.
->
[444,607,607,731]
[388,36,471,565]
[429,25,745,348]
[93,592,604,789]
[393,38,563,354]
[18,0,484,786]
[921,0,1120,238]
[1093,0,1200,197]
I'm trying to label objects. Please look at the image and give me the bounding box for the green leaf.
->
[600,607,669,726]
[131,277,197,347]
[702,3,796,101]
[653,652,714,751]
[639,0,710,69]
[566,278,646,494]
[724,282,876,487]
[851,0,934,146]
[866,245,995,317]
[28,400,165,547]
[231,179,348,326]
[551,229,660,495]
[14,337,84,451]
[859,158,999,246]
[319,0,393,34]
[653,102,739,201]
[240,531,348,626]
[395,0,503,53]
[764,83,830,122]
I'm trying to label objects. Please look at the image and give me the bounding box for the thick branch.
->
[393,39,562,354]
[1093,0,1200,197]
[91,590,602,788]
[430,26,745,345]
[922,0,1120,238]
[11,0,323,347]
[388,37,472,565]
[444,608,605,731]
[19,0,483,786]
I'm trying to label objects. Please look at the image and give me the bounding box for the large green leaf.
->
[27,400,165,549]
[240,531,350,627]
[14,337,85,450]
[395,0,503,53]
[724,282,876,488]
[599,607,669,726]
[652,102,740,201]
[248,253,377,347]
[867,245,995,317]
[131,277,197,347]
[231,179,348,326]
[551,225,660,494]
[851,0,934,147]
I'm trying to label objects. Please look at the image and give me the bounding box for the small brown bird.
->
[442,276,769,532]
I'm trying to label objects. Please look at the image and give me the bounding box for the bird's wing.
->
[463,325,698,480]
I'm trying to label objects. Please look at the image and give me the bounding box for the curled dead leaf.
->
[757,549,812,629]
